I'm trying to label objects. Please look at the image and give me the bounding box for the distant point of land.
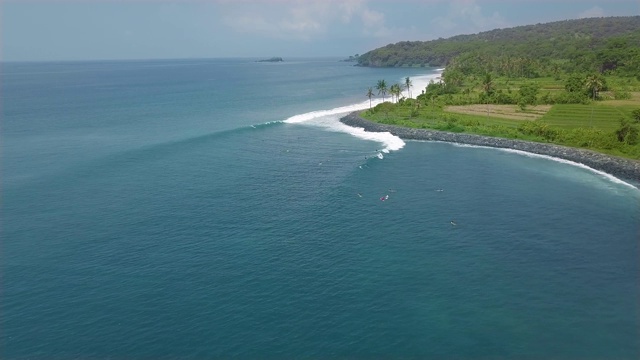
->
[340,54,360,63]
[256,57,283,63]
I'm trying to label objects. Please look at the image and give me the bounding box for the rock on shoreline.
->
[340,112,640,184]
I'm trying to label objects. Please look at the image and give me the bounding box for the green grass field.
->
[362,73,640,159]
[541,104,634,131]
[365,103,633,132]
[362,98,640,159]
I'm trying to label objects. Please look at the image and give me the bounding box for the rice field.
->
[540,104,636,131]
[364,94,640,159]
[446,104,551,120]
[366,75,640,159]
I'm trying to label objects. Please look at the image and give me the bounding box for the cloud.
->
[221,0,390,40]
[222,2,327,40]
[432,0,508,35]
[361,8,384,28]
[577,6,605,19]
[361,9,390,37]
[338,0,366,23]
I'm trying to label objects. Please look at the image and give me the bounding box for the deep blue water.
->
[2,58,639,359]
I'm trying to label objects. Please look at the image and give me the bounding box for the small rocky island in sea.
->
[256,57,283,62]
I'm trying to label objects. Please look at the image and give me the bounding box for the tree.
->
[616,118,639,145]
[551,63,561,79]
[585,73,605,101]
[376,80,388,102]
[366,87,374,110]
[585,73,605,127]
[564,73,585,93]
[404,77,413,98]
[390,84,402,102]
[632,109,640,123]
[518,82,540,106]
[463,87,472,103]
[481,73,494,96]
[443,69,463,89]
[481,73,494,116]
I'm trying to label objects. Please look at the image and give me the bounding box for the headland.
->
[341,111,640,184]
[256,57,284,63]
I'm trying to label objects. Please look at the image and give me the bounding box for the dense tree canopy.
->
[357,16,640,78]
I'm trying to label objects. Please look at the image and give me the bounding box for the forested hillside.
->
[357,17,640,159]
[357,16,640,77]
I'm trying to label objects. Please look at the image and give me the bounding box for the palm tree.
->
[366,87,374,110]
[376,79,388,102]
[585,73,604,101]
[482,73,494,117]
[481,72,494,96]
[585,73,604,127]
[404,77,412,98]
[389,84,400,102]
[393,83,403,102]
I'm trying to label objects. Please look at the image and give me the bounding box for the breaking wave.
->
[282,69,444,154]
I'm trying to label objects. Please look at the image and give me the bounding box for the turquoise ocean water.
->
[2,58,639,358]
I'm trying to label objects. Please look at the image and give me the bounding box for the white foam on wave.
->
[282,68,444,153]
[446,142,638,190]
[283,99,405,153]
[284,100,380,124]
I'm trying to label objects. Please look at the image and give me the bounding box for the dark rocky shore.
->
[340,112,640,184]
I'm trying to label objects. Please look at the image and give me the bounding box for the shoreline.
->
[340,111,640,184]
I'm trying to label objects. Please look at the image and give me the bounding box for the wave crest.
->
[282,69,445,154]
[283,99,404,153]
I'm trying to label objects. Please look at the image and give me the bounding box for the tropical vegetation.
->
[358,16,640,160]
[357,16,640,75]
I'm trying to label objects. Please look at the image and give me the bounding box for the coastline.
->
[340,111,640,184]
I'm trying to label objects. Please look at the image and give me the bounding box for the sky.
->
[2,0,639,61]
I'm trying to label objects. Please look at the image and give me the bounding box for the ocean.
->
[2,58,639,358]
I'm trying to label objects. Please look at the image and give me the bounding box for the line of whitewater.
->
[339,112,640,189]
[280,73,441,156]
[282,98,404,157]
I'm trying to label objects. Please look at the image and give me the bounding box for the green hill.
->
[357,16,640,76]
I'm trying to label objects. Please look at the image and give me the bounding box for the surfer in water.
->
[380,195,389,201]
